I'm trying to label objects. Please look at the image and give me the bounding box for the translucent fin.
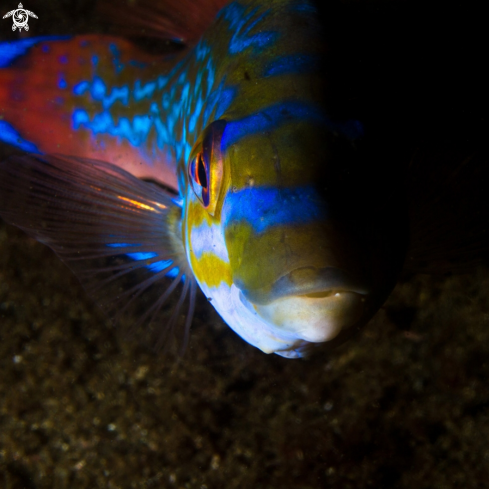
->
[97,0,231,44]
[0,153,197,353]
[405,145,489,274]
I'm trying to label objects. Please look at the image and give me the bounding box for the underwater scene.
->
[0,0,488,487]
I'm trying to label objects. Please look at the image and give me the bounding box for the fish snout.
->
[238,267,370,344]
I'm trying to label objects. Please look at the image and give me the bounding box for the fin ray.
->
[97,0,231,44]
[0,153,196,353]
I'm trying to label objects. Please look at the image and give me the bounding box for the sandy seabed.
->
[2,214,489,489]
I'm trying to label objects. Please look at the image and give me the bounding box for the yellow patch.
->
[187,198,215,228]
[190,251,233,288]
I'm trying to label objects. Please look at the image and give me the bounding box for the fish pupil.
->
[197,153,207,190]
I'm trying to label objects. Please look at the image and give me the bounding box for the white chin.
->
[208,284,365,357]
[253,291,366,343]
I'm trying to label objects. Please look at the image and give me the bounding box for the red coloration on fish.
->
[0,36,182,187]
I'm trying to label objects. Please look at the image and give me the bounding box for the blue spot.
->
[263,54,318,77]
[134,80,157,101]
[73,81,90,96]
[165,267,180,279]
[105,247,179,277]
[90,112,113,134]
[195,42,210,61]
[73,79,130,109]
[147,260,173,273]
[223,186,328,234]
[103,85,130,109]
[58,77,67,89]
[72,108,156,147]
[91,55,99,67]
[91,77,106,101]
[0,121,40,153]
[0,36,69,68]
[109,43,120,57]
[58,55,68,64]
[126,252,158,261]
[157,74,171,90]
[68,53,213,159]
[72,109,90,129]
[131,115,152,144]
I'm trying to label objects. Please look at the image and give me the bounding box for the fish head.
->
[182,108,406,358]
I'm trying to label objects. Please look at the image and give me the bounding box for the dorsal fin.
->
[97,0,231,44]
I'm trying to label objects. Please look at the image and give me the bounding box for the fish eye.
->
[197,153,208,190]
[189,152,209,206]
[188,119,227,216]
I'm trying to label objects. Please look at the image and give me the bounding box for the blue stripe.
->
[263,54,319,77]
[220,3,278,55]
[215,87,237,120]
[0,36,70,68]
[222,101,364,149]
[222,186,328,234]
[222,101,325,150]
[0,121,40,153]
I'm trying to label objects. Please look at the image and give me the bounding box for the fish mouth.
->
[240,266,369,305]
[239,267,369,344]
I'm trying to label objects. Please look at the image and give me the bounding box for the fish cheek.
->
[186,196,232,290]
[224,220,253,281]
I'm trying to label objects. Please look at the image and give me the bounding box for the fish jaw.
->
[201,281,312,357]
[198,280,367,358]
[251,291,366,344]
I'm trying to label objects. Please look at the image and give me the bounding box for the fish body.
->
[3,0,481,358]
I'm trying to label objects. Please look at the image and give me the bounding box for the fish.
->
[0,0,487,359]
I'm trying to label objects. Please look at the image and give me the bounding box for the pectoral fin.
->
[0,154,197,353]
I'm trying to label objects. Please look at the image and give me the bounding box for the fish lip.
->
[238,266,370,306]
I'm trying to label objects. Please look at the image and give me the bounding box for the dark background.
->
[1,1,488,487]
